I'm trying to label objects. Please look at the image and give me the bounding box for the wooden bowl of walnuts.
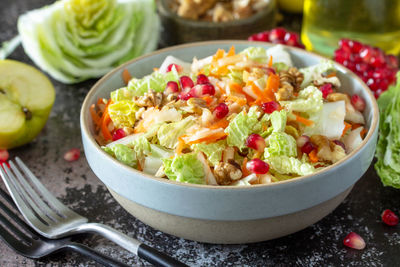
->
[158,0,277,46]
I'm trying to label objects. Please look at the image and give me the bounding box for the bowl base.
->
[108,187,352,244]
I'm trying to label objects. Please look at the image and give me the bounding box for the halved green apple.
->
[0,60,55,149]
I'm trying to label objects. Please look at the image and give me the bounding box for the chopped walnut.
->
[310,135,346,163]
[280,67,304,91]
[275,83,294,101]
[213,3,234,22]
[326,92,350,103]
[177,0,218,20]
[133,90,163,108]
[214,161,243,185]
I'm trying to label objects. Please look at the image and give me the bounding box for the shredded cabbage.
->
[279,85,323,114]
[18,0,159,83]
[108,100,137,128]
[103,144,137,167]
[266,155,315,176]
[265,132,297,158]
[157,116,195,149]
[192,140,226,166]
[300,60,336,88]
[163,153,205,184]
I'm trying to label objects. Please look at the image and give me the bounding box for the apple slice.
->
[0,60,55,149]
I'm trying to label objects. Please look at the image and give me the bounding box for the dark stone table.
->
[1,1,399,266]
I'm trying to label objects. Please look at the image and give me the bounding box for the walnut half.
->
[213,160,242,185]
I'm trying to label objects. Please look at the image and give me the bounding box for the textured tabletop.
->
[1,1,399,266]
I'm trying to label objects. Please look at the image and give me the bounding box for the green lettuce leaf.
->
[225,106,263,150]
[18,0,159,84]
[300,60,336,88]
[239,46,268,63]
[227,69,243,84]
[102,144,137,167]
[127,67,179,96]
[157,116,195,149]
[163,153,205,184]
[108,100,138,128]
[191,140,226,166]
[270,110,287,132]
[111,87,134,102]
[131,135,151,158]
[265,132,297,158]
[279,85,323,114]
[375,72,400,188]
[272,62,289,73]
[266,155,315,176]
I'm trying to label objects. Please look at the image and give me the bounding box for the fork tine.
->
[9,161,60,222]
[15,157,80,218]
[0,163,50,234]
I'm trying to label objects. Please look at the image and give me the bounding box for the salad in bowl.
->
[90,45,367,186]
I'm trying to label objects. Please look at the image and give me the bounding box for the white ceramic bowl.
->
[80,41,379,244]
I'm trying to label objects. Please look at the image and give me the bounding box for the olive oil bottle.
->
[301,0,400,56]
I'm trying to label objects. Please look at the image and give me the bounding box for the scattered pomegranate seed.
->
[0,149,9,162]
[333,140,346,150]
[246,134,266,152]
[213,103,229,119]
[165,81,180,94]
[64,148,80,162]
[248,28,305,48]
[112,128,126,141]
[381,209,399,226]
[334,39,398,98]
[179,90,194,101]
[261,101,279,114]
[343,232,366,250]
[166,64,182,73]
[320,83,333,98]
[301,142,315,154]
[351,94,366,112]
[190,83,215,97]
[179,76,194,90]
[246,158,270,174]
[196,74,209,85]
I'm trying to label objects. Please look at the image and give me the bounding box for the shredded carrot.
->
[241,158,250,177]
[90,104,101,127]
[175,137,186,155]
[137,160,143,172]
[208,119,229,130]
[213,49,225,61]
[97,98,105,106]
[309,149,319,163]
[326,72,337,78]
[186,132,227,145]
[99,100,113,141]
[215,83,226,95]
[268,55,273,67]
[227,46,235,57]
[226,95,247,106]
[122,69,132,85]
[202,96,213,105]
[265,73,280,94]
[352,123,362,130]
[295,114,314,126]
[229,82,255,102]
[248,81,269,102]
[342,122,352,136]
[360,128,367,138]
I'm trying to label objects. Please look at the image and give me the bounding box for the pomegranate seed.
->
[190,83,215,97]
[284,32,299,46]
[296,135,310,148]
[351,94,366,112]
[264,67,276,75]
[370,54,385,68]
[269,28,286,42]
[64,148,80,162]
[0,149,9,162]
[179,89,194,100]
[112,128,126,141]
[351,41,363,53]
[333,140,346,150]
[179,76,194,90]
[246,159,269,174]
[261,101,279,114]
[213,103,229,119]
[339,39,351,52]
[381,209,399,226]
[196,74,209,84]
[355,63,368,73]
[165,81,179,94]
[166,64,182,73]
[343,232,366,250]
[320,83,333,98]
[360,46,374,64]
[301,141,315,154]
[246,134,266,152]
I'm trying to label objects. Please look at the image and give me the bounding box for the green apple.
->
[0,60,55,149]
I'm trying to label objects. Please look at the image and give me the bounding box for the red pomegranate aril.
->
[196,74,209,84]
[214,103,229,119]
[351,94,366,112]
[269,28,286,42]
[166,63,182,73]
[333,140,346,150]
[301,141,315,154]
[284,32,299,46]
[200,83,215,95]
[0,149,9,162]
[165,81,179,94]
[246,158,269,174]
[64,148,80,162]
[179,89,194,100]
[320,83,333,98]
[179,76,194,90]
[381,209,399,226]
[339,39,351,52]
[343,232,366,250]
[112,128,126,141]
[351,40,363,53]
[296,135,310,148]
[246,134,266,152]
[370,55,385,68]
[360,47,374,63]
[355,63,369,73]
[261,101,279,114]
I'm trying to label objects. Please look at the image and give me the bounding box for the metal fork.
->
[0,187,129,266]
[0,157,188,267]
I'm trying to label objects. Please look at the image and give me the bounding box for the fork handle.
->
[66,242,130,267]
[77,223,188,267]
